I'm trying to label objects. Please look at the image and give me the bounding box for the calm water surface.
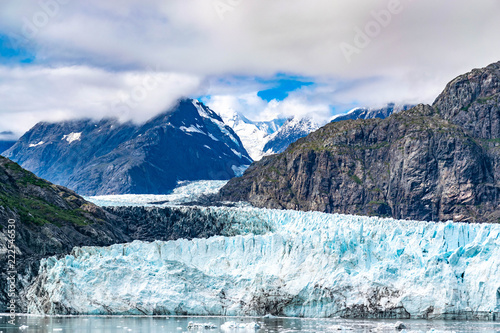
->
[1,315,499,332]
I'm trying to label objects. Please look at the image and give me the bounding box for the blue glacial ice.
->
[26,207,500,319]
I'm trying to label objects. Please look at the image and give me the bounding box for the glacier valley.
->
[85,180,229,207]
[25,204,500,320]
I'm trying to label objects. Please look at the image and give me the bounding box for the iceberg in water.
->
[26,207,500,320]
[221,321,260,330]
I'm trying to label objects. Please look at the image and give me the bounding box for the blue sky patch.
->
[0,33,36,64]
[257,76,314,102]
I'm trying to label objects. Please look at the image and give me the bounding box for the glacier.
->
[26,207,500,320]
[85,180,229,207]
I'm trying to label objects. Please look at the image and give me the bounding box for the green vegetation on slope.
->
[0,157,93,227]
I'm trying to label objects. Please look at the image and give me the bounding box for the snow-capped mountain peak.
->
[262,116,320,156]
[215,108,286,161]
[330,103,414,122]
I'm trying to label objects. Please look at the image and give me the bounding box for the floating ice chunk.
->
[328,325,352,331]
[187,321,217,329]
[221,321,260,330]
[262,314,276,318]
[208,133,219,141]
[231,148,242,158]
[395,322,407,330]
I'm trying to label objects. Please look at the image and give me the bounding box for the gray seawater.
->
[1,316,499,333]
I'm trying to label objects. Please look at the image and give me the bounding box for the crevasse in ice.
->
[26,206,500,319]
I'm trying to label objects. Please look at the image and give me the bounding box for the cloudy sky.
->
[1,0,499,138]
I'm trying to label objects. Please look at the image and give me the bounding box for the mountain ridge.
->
[330,103,414,123]
[219,61,500,223]
[5,99,252,196]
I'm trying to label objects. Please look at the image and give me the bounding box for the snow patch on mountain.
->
[28,141,45,148]
[231,165,249,177]
[62,132,82,143]
[180,125,205,135]
[26,207,500,320]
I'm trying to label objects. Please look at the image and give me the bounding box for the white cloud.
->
[1,0,499,133]
[205,93,267,121]
[0,65,201,136]
[2,0,499,78]
[205,88,332,124]
[261,97,332,123]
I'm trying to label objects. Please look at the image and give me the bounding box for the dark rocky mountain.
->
[5,99,252,195]
[0,156,130,310]
[0,131,18,154]
[220,61,500,223]
[263,116,320,155]
[330,103,414,123]
[433,62,500,140]
[0,141,15,154]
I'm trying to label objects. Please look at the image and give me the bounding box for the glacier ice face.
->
[26,207,500,320]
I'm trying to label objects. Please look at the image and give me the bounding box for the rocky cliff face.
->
[220,62,500,223]
[5,99,252,195]
[105,206,240,242]
[433,61,500,140]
